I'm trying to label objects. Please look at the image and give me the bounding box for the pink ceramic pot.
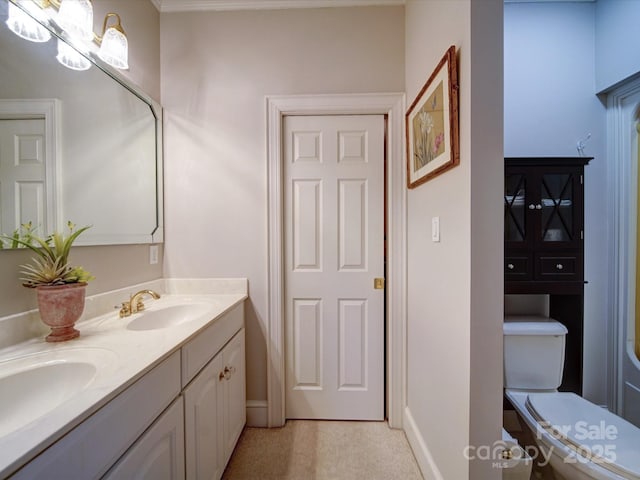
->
[36,283,87,342]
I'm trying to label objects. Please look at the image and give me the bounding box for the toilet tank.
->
[503,316,568,390]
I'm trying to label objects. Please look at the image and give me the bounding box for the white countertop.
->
[0,288,247,477]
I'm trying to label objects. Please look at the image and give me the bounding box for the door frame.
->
[607,77,640,419]
[266,93,406,428]
[0,98,61,233]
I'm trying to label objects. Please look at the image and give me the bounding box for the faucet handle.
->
[118,302,132,318]
[135,298,146,312]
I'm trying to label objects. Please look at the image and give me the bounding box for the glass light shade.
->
[56,39,91,71]
[6,2,51,43]
[56,0,93,42]
[98,27,128,70]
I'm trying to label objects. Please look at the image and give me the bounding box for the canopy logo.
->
[463,420,619,471]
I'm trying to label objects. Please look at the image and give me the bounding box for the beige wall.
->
[405,1,503,478]
[160,7,405,404]
[0,0,162,318]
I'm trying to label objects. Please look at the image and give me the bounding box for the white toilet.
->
[504,315,640,480]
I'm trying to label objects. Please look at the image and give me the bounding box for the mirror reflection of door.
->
[0,118,48,235]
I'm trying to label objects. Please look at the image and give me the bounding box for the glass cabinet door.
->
[505,173,526,242]
[540,173,575,243]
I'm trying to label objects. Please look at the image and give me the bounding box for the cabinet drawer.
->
[505,256,530,280]
[536,255,579,281]
[181,303,244,388]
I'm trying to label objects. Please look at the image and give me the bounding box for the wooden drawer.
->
[505,256,531,280]
[536,255,580,281]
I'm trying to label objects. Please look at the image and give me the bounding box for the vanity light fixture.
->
[5,0,130,71]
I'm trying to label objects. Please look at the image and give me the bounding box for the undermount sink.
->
[0,348,117,437]
[126,303,214,331]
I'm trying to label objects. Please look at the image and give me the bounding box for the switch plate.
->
[431,217,440,242]
[149,245,159,264]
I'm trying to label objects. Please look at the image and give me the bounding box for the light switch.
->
[149,245,159,264]
[431,217,440,242]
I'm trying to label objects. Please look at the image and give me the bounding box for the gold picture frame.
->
[406,45,459,188]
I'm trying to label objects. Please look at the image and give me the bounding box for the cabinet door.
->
[504,167,531,248]
[505,165,584,249]
[537,167,583,249]
[184,353,225,480]
[221,329,246,465]
[104,397,185,480]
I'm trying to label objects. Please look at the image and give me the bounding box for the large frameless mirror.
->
[0,0,162,247]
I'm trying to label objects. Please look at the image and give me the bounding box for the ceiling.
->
[151,0,595,13]
[151,0,405,13]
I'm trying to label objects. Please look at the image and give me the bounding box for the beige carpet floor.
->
[223,420,424,480]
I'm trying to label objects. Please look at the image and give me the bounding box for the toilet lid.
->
[526,392,640,479]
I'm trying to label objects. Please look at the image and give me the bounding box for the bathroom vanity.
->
[0,279,247,480]
[504,157,591,393]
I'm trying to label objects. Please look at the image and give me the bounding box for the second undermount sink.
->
[0,348,117,437]
[126,303,214,331]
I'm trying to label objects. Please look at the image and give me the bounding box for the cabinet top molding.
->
[506,157,592,167]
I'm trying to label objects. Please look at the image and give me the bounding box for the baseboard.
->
[246,400,268,427]
[403,406,444,480]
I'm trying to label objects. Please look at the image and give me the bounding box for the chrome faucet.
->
[119,289,160,318]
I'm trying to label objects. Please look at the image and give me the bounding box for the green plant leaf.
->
[2,222,93,287]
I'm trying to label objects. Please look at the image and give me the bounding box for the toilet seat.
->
[525,392,640,480]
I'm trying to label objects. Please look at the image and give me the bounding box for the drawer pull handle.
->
[556,263,564,270]
[528,204,536,210]
[536,204,542,210]
[507,263,514,270]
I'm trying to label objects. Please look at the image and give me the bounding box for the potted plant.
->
[2,222,94,342]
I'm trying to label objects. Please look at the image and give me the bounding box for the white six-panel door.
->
[284,115,385,420]
[0,118,47,234]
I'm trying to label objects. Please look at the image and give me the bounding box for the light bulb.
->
[98,26,128,70]
[56,39,91,71]
[56,0,93,42]
[6,2,51,43]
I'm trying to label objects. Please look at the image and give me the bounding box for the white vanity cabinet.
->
[12,351,182,480]
[184,329,245,480]
[9,301,246,480]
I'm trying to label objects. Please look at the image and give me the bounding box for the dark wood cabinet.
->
[504,157,591,394]
[505,157,590,293]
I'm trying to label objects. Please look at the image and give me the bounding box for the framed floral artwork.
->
[406,45,459,188]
